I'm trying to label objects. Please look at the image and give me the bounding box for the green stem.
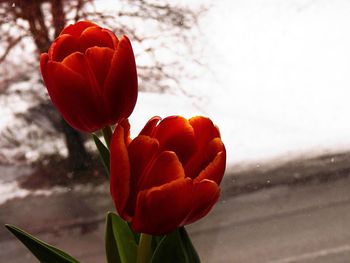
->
[137,233,152,263]
[102,125,113,149]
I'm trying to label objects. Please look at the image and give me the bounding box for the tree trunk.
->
[50,0,91,170]
[17,0,91,171]
[61,118,90,170]
[50,0,66,38]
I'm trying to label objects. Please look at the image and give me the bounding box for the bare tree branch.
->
[0,35,27,62]
[0,0,206,165]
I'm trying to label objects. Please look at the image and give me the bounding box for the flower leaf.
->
[92,134,110,177]
[5,224,79,263]
[178,227,201,263]
[105,212,137,263]
[151,227,200,263]
[105,213,121,263]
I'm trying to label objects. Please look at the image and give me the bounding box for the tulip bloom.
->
[40,21,138,132]
[110,116,226,235]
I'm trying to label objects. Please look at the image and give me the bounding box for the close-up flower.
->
[110,115,226,235]
[3,0,350,261]
[40,21,138,132]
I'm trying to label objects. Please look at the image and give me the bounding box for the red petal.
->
[189,116,220,149]
[61,51,87,77]
[139,116,161,136]
[110,123,132,220]
[102,28,119,48]
[80,26,116,52]
[104,35,138,122]
[85,47,114,90]
[124,135,159,216]
[60,21,97,37]
[128,136,159,186]
[206,138,226,161]
[132,178,193,235]
[185,137,226,180]
[40,53,49,82]
[184,117,224,179]
[139,151,185,191]
[153,116,196,164]
[185,179,220,225]
[119,119,132,146]
[61,52,106,115]
[48,34,80,62]
[44,61,105,132]
[194,146,226,185]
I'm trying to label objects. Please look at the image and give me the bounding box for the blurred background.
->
[1,0,350,262]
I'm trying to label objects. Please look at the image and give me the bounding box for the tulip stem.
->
[137,233,152,263]
[102,125,113,149]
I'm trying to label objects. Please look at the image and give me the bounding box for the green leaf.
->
[151,235,164,252]
[5,224,79,263]
[151,227,200,263]
[105,213,121,263]
[92,134,110,177]
[150,232,182,263]
[178,227,201,263]
[130,223,140,244]
[105,212,138,263]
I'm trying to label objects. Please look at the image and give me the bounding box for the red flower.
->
[40,21,138,132]
[110,116,226,235]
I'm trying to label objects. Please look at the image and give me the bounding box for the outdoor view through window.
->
[1,0,350,262]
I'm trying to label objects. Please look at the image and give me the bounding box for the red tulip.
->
[40,21,138,132]
[110,116,226,235]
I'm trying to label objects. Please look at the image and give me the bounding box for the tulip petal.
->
[41,21,137,132]
[139,151,185,191]
[139,116,161,136]
[185,137,226,181]
[104,35,138,122]
[194,148,226,185]
[48,34,80,62]
[124,135,159,216]
[60,21,97,37]
[44,61,105,131]
[61,51,105,112]
[185,179,220,225]
[43,61,86,129]
[154,116,196,164]
[189,116,221,149]
[80,26,116,52]
[132,178,193,235]
[102,28,119,48]
[85,47,114,90]
[61,51,88,77]
[206,138,226,162]
[110,123,132,220]
[120,118,132,146]
[40,53,49,80]
[128,136,159,185]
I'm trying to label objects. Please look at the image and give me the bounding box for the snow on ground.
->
[184,0,350,165]
[3,0,350,165]
[0,76,67,163]
[129,0,350,166]
[2,1,350,201]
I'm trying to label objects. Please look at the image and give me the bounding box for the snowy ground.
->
[3,0,350,165]
[2,1,350,201]
[179,0,350,165]
[131,0,350,166]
